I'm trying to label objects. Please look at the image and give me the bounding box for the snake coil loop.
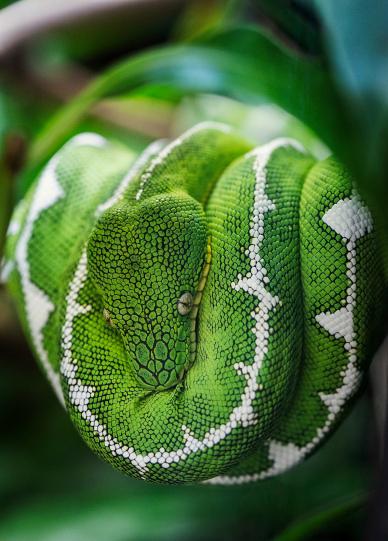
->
[3,123,386,484]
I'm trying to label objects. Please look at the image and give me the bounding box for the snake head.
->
[87,192,208,391]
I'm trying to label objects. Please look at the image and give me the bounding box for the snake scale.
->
[2,122,386,484]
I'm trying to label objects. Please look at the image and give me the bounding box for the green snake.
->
[2,122,386,484]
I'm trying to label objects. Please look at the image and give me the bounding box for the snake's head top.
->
[87,192,208,391]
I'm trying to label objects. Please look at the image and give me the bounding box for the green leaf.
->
[250,0,323,55]
[27,25,350,177]
[310,0,388,268]
[313,0,388,121]
[272,492,367,541]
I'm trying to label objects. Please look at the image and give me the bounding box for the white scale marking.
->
[61,129,297,477]
[211,191,373,484]
[1,203,25,282]
[7,219,21,236]
[14,133,107,406]
[135,121,232,201]
[97,140,165,215]
[0,260,14,283]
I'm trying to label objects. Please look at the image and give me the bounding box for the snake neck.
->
[188,239,212,367]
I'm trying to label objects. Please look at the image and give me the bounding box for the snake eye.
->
[103,308,114,327]
[177,292,193,316]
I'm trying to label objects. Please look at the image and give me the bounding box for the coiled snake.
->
[2,122,386,484]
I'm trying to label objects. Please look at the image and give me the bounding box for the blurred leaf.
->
[313,0,388,121]
[272,492,367,541]
[0,0,185,64]
[127,83,185,102]
[27,25,349,180]
[172,95,329,159]
[0,0,16,7]
[172,0,240,41]
[0,89,32,256]
[250,0,322,55]
[312,0,388,240]
[0,89,28,152]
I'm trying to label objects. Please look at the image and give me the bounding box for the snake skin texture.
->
[2,122,386,484]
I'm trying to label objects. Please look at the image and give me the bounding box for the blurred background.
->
[0,1,388,539]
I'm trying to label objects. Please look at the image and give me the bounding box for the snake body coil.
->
[2,123,386,484]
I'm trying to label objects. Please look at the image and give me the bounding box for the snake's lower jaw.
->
[132,366,185,392]
[123,339,189,391]
[117,313,194,391]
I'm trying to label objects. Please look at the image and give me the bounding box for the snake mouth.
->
[187,239,212,367]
